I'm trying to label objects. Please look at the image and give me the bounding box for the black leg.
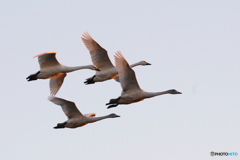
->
[84,75,96,85]
[53,122,67,129]
[106,97,121,108]
[106,97,120,105]
[107,104,118,109]
[26,71,40,81]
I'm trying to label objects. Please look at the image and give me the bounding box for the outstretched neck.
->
[63,65,94,73]
[143,90,171,99]
[87,115,111,123]
[130,62,141,68]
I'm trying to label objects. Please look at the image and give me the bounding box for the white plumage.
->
[106,51,182,109]
[81,32,151,84]
[26,52,98,95]
[49,96,120,129]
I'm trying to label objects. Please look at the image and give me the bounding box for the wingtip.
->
[115,50,122,55]
[50,89,57,96]
[114,51,125,62]
[33,52,57,58]
[116,51,124,57]
[81,32,92,40]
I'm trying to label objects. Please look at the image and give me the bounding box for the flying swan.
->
[26,52,99,95]
[106,51,182,109]
[49,96,120,129]
[81,32,151,84]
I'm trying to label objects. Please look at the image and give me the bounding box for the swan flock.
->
[27,32,181,129]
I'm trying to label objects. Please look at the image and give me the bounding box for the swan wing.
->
[34,52,60,69]
[49,96,83,119]
[81,32,114,70]
[114,51,141,92]
[49,73,67,96]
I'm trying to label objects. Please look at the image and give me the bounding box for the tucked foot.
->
[106,97,120,105]
[26,71,40,81]
[106,97,120,109]
[84,75,96,85]
[53,122,67,129]
[107,104,118,109]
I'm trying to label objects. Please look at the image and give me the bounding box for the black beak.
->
[146,63,151,65]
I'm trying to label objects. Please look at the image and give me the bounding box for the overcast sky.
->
[1,0,240,160]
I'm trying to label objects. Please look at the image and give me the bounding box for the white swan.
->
[49,96,120,129]
[81,32,151,84]
[26,52,99,95]
[106,51,182,109]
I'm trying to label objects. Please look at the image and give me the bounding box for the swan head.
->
[108,113,120,118]
[139,61,151,66]
[167,89,182,94]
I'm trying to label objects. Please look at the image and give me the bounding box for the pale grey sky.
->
[1,0,240,160]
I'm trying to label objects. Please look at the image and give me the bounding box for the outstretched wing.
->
[114,51,141,92]
[81,32,114,70]
[34,52,61,69]
[49,96,83,119]
[49,73,67,96]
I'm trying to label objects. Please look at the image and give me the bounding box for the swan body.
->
[26,52,98,95]
[49,96,120,129]
[81,32,151,84]
[106,51,182,109]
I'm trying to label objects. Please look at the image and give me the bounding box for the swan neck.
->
[130,62,141,68]
[144,91,170,98]
[64,65,92,72]
[87,115,110,123]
